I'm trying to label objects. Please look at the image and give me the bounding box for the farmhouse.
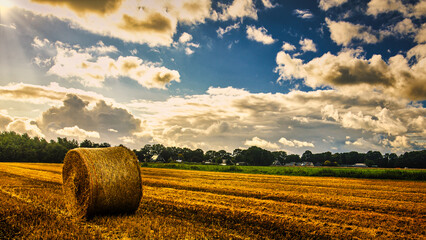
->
[284,162,298,166]
[352,163,368,167]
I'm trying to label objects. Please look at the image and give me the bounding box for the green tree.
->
[286,154,301,163]
[205,150,218,161]
[151,144,166,155]
[191,149,204,162]
[45,143,68,163]
[57,137,78,150]
[272,151,287,164]
[301,150,313,162]
[323,160,338,166]
[399,150,426,168]
[159,148,173,162]
[80,139,95,148]
[331,153,341,165]
[366,151,383,166]
[134,144,153,162]
[99,142,111,148]
[239,146,274,166]
[233,149,243,157]
[365,159,375,167]
[385,153,398,168]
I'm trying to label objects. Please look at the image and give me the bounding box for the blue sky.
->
[0,0,425,154]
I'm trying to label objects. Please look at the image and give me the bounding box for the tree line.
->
[134,144,426,168]
[0,131,424,168]
[0,132,110,163]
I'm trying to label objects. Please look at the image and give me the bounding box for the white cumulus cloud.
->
[299,38,317,52]
[282,42,296,51]
[393,18,416,36]
[56,125,100,141]
[279,137,315,148]
[6,119,45,138]
[179,32,193,43]
[326,18,388,46]
[367,0,426,18]
[294,9,314,19]
[33,38,180,89]
[319,0,348,11]
[217,22,240,38]
[416,24,426,43]
[244,137,280,150]
[367,0,408,17]
[261,0,278,9]
[218,0,258,21]
[275,46,426,100]
[246,25,276,45]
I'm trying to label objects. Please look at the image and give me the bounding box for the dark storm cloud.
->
[306,60,395,87]
[32,0,123,15]
[38,94,142,139]
[119,13,173,34]
[0,113,12,131]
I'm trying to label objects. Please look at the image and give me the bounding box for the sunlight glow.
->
[0,0,13,9]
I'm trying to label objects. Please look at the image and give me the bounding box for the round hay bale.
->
[62,146,142,219]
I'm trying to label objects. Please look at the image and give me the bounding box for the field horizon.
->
[0,162,425,239]
[143,162,426,181]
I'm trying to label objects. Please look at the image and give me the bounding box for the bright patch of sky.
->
[0,0,425,154]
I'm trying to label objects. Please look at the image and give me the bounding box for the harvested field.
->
[0,162,425,239]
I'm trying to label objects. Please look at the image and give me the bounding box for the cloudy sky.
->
[0,0,425,154]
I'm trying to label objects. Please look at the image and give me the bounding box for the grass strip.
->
[142,163,426,181]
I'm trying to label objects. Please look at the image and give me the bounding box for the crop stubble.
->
[0,162,425,239]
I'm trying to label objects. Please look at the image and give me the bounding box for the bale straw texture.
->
[62,146,142,219]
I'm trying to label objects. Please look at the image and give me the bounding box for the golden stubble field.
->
[0,162,425,239]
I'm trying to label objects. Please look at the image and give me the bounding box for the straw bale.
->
[62,146,142,219]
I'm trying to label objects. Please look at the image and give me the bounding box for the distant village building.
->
[271,160,282,166]
[284,162,298,166]
[284,162,314,167]
[219,159,234,166]
[352,163,367,167]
